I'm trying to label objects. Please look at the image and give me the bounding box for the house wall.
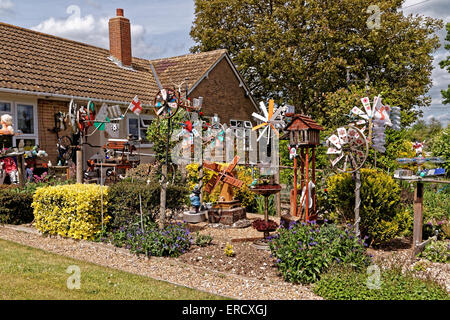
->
[37,99,71,163]
[190,58,256,125]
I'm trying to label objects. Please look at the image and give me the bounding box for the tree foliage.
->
[439,23,450,105]
[190,0,442,127]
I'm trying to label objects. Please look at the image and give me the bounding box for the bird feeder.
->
[284,113,324,221]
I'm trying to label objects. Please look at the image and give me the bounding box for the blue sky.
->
[0,0,448,126]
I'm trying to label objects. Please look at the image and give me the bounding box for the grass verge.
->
[0,239,229,300]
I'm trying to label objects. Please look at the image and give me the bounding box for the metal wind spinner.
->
[251,99,287,144]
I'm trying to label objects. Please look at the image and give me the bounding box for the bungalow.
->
[0,9,257,169]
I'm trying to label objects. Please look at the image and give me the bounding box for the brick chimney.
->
[109,8,132,67]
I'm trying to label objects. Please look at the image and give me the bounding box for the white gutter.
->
[0,87,154,108]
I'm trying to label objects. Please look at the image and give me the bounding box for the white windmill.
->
[251,99,287,144]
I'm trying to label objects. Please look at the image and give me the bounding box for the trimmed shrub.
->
[32,184,110,240]
[326,168,412,245]
[269,221,371,284]
[107,179,188,229]
[0,188,34,225]
[313,266,449,300]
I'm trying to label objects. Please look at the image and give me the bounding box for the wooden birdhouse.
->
[284,113,324,146]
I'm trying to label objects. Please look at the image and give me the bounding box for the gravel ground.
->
[368,238,450,292]
[2,217,447,299]
[0,224,320,300]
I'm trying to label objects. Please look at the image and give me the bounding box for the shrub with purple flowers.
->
[269,221,371,284]
[108,220,192,258]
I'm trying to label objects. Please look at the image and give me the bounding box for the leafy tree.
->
[431,126,450,174]
[191,0,442,127]
[405,118,442,152]
[439,23,450,104]
[146,110,187,163]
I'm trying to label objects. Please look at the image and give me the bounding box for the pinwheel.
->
[251,99,286,144]
[151,63,180,119]
[327,125,368,173]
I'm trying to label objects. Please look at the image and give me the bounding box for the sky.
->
[0,0,448,126]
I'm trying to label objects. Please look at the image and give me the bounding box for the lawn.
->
[0,239,228,300]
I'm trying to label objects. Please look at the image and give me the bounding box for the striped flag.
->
[128,95,142,115]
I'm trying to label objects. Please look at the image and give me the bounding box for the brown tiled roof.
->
[284,114,324,131]
[0,22,227,106]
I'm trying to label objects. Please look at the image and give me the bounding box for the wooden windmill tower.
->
[284,113,324,221]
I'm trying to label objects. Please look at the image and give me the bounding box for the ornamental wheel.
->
[153,88,180,119]
[57,135,74,162]
[326,125,368,173]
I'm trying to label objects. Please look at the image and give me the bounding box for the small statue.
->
[0,157,18,184]
[189,184,201,213]
[412,141,425,156]
[0,114,14,135]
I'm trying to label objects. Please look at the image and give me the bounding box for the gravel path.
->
[0,225,321,300]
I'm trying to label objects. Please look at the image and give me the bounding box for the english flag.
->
[129,95,142,115]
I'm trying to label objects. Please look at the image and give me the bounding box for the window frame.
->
[13,101,39,147]
[0,100,38,147]
[126,114,154,148]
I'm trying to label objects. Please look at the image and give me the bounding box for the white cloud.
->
[0,0,14,14]
[31,5,162,59]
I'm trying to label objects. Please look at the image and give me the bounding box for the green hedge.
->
[0,188,34,225]
[313,267,449,300]
[107,179,188,230]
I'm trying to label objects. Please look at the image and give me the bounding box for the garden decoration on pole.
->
[326,93,399,236]
[251,99,287,145]
[283,113,324,222]
[394,155,448,256]
[150,62,180,228]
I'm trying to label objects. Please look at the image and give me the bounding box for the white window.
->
[127,114,154,147]
[230,119,254,151]
[0,100,38,148]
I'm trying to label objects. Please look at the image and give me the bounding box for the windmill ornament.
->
[252,99,287,144]
[327,94,400,173]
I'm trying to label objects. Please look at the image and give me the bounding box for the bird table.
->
[394,176,450,256]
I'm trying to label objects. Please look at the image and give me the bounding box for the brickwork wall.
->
[190,58,257,125]
[37,99,71,164]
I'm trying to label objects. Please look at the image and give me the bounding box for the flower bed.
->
[268,221,371,284]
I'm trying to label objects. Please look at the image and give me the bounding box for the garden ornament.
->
[412,141,425,156]
[252,99,287,144]
[0,114,14,135]
[189,184,201,213]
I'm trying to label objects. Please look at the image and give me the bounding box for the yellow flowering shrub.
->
[32,184,110,240]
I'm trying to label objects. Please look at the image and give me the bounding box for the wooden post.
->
[275,161,281,217]
[305,147,309,221]
[312,147,316,215]
[76,149,83,183]
[292,156,298,216]
[300,148,305,190]
[413,181,424,255]
[354,169,361,237]
[17,153,25,187]
[159,163,167,229]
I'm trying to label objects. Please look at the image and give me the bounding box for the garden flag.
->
[128,95,142,115]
